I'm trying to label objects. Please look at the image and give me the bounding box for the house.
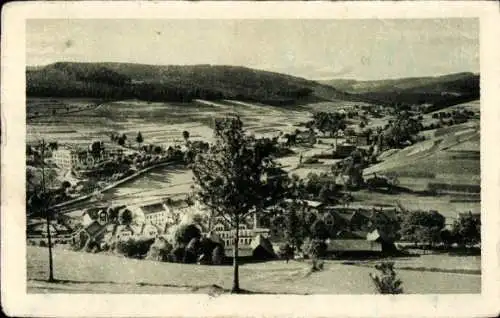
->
[71,220,108,250]
[325,239,383,256]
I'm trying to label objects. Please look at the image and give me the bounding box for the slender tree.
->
[39,140,55,282]
[136,131,144,149]
[182,130,190,144]
[191,115,282,293]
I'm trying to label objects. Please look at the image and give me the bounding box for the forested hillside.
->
[26,62,350,105]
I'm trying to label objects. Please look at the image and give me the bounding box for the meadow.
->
[27,246,480,294]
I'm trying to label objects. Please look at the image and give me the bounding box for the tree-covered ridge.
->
[26,62,349,105]
[321,72,480,111]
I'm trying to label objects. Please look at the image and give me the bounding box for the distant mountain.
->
[320,72,480,112]
[26,62,354,106]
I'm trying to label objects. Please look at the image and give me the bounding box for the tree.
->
[118,208,133,225]
[399,210,445,248]
[451,212,481,248]
[191,115,282,293]
[136,132,144,148]
[117,136,126,146]
[283,201,305,250]
[182,130,190,143]
[89,141,104,159]
[174,224,202,246]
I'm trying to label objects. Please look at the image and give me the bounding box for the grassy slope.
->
[364,120,480,183]
[28,247,480,294]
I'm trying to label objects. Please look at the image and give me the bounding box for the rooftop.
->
[326,239,382,252]
[140,203,166,215]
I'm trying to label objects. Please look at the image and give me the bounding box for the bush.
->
[211,245,224,265]
[145,237,173,262]
[278,243,294,261]
[301,238,327,259]
[170,246,186,263]
[116,238,155,258]
[174,224,202,246]
[369,262,403,294]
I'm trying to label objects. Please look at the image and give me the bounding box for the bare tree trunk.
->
[41,140,55,282]
[231,217,240,293]
[46,209,55,282]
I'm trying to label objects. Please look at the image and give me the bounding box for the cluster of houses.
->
[283,200,399,255]
[27,192,404,260]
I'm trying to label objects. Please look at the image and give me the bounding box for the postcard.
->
[1,1,500,317]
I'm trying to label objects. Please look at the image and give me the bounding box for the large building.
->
[140,202,172,227]
[52,145,110,170]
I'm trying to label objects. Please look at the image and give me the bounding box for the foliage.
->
[191,115,285,292]
[301,238,327,259]
[174,224,202,246]
[369,210,401,242]
[118,209,134,225]
[451,212,481,247]
[211,245,224,265]
[136,131,144,145]
[27,62,317,104]
[399,210,445,247]
[311,112,347,137]
[278,243,295,261]
[116,238,155,258]
[382,112,423,149]
[145,237,173,262]
[369,261,403,294]
[283,202,305,250]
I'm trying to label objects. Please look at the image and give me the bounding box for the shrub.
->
[301,238,327,259]
[369,262,403,294]
[116,238,155,258]
[170,246,186,263]
[211,245,224,265]
[278,243,294,261]
[145,237,173,262]
[174,224,202,246]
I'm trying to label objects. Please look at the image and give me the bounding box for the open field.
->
[27,247,480,294]
[27,98,317,146]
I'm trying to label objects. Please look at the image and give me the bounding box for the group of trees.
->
[379,112,424,149]
[399,209,480,248]
[308,111,347,142]
[110,132,128,147]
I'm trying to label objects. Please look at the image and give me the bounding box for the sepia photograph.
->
[2,1,500,317]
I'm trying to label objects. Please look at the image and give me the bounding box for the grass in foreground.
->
[27,247,480,294]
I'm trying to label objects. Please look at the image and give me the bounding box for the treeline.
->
[26,62,315,104]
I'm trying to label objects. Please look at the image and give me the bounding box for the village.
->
[26,100,481,269]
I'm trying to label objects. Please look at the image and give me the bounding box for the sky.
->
[26,19,479,81]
